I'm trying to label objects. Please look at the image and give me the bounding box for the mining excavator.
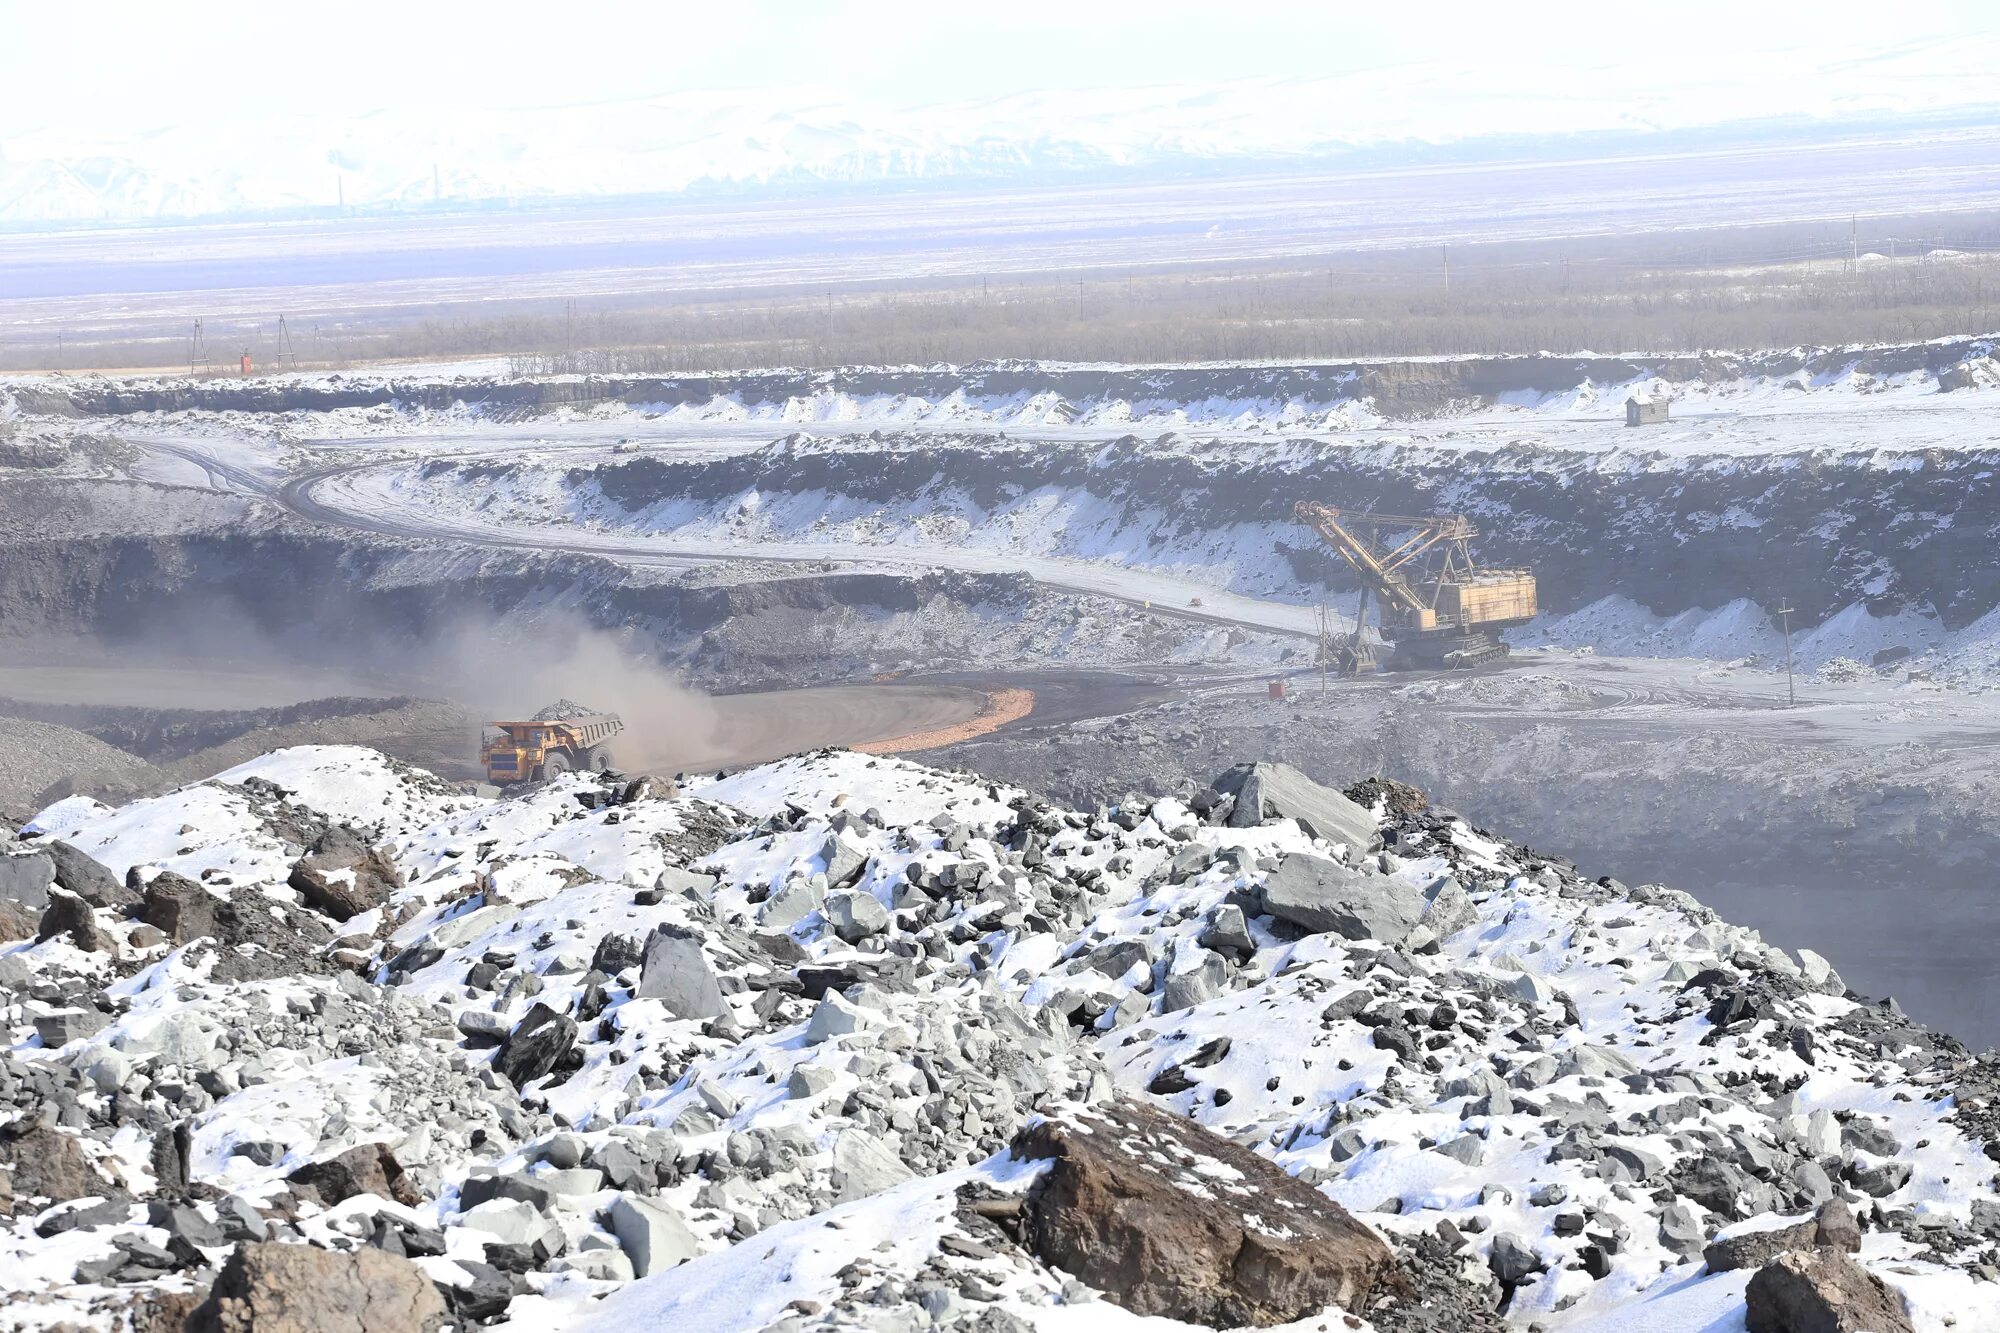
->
[1295,502,1536,670]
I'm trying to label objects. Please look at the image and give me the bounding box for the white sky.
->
[3,0,1995,134]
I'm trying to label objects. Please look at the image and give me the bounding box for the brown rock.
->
[142,871,226,944]
[1013,1099,1396,1327]
[286,1143,419,1209]
[129,1288,209,1333]
[1814,1199,1863,1254]
[1745,1248,1913,1333]
[0,1124,113,1207]
[187,1240,447,1333]
[0,897,36,942]
[287,827,402,923]
[35,888,117,955]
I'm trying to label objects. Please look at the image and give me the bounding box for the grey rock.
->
[42,840,127,909]
[1259,853,1425,942]
[1160,948,1229,1013]
[34,1007,106,1047]
[759,877,825,931]
[147,1201,226,1250]
[0,850,55,911]
[1489,1233,1546,1284]
[541,1133,587,1171]
[636,925,731,1021]
[608,1193,701,1277]
[456,1010,510,1046]
[1195,904,1255,962]
[493,1004,577,1089]
[826,889,891,943]
[788,1064,838,1099]
[821,835,869,888]
[831,1128,915,1202]
[1556,1043,1640,1081]
[1435,1135,1485,1166]
[1659,1202,1706,1260]
[1791,1161,1836,1208]
[1846,1159,1912,1198]
[1795,948,1846,997]
[1418,875,1478,941]
[805,991,870,1044]
[460,1172,559,1213]
[1214,763,1379,850]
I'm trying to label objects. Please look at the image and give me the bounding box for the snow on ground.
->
[3,743,1997,1330]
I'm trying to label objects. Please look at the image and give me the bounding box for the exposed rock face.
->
[1213,762,1380,850]
[1259,852,1425,942]
[1744,1247,1914,1333]
[1013,1099,1395,1327]
[186,1240,448,1333]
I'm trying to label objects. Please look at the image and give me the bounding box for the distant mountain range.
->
[5,38,1999,226]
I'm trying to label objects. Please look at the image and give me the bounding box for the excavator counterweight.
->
[1295,501,1536,670]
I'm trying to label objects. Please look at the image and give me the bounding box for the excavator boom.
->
[1293,500,1535,670]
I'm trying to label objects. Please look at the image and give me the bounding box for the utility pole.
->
[273,316,300,369]
[188,319,211,377]
[1849,215,1858,274]
[1442,244,1451,297]
[1776,602,1797,707]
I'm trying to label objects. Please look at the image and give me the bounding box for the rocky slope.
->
[0,745,1994,1331]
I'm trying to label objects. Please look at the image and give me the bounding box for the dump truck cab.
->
[482,712,623,785]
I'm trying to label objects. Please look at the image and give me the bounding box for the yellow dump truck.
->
[481,709,623,784]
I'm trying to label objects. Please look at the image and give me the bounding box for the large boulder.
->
[187,1240,448,1332]
[1013,1099,1395,1327]
[635,925,731,1021]
[1259,853,1425,942]
[140,871,227,944]
[607,1194,700,1277]
[287,825,403,923]
[1744,1248,1913,1333]
[41,839,130,909]
[1212,763,1379,850]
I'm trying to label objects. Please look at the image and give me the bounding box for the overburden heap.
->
[0,746,1991,1331]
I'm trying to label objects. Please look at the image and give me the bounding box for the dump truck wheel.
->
[584,744,614,772]
[535,751,572,782]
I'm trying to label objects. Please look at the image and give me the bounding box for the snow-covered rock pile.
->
[1,744,1996,1331]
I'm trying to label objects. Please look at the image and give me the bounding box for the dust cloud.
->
[421,615,720,774]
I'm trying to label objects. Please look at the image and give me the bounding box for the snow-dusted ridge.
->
[1,743,1995,1330]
